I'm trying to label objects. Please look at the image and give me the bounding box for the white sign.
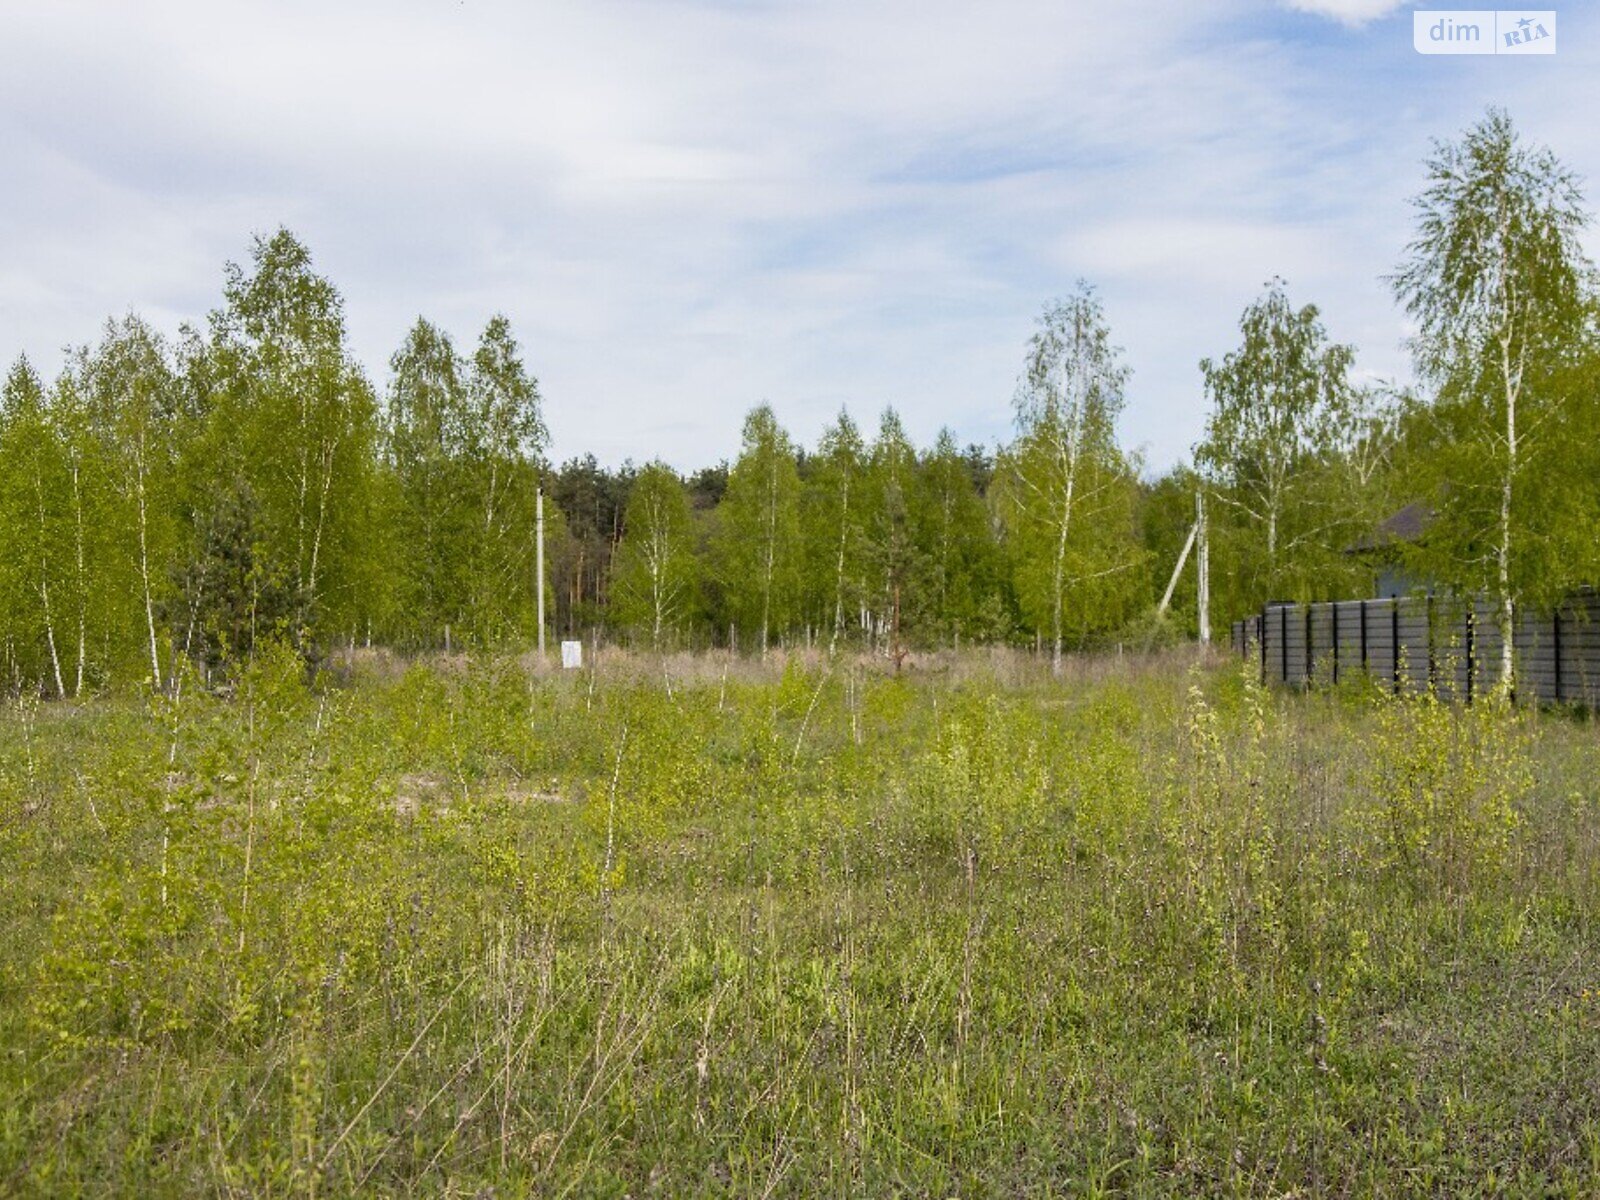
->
[561,640,583,669]
[1414,11,1556,54]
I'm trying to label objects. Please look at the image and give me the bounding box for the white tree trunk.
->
[1498,329,1518,687]
[830,475,851,651]
[1051,402,1082,676]
[760,457,777,653]
[70,455,86,696]
[135,441,162,691]
[1196,489,1210,646]
[40,580,65,699]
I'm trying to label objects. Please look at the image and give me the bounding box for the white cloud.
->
[1284,0,1407,25]
[0,0,1595,472]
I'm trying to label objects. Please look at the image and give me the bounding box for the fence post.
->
[1331,602,1340,686]
[1554,605,1563,704]
[1425,593,1435,693]
[1359,598,1368,673]
[1281,605,1289,686]
[1391,599,1401,696]
[1260,605,1269,685]
[1304,604,1313,688]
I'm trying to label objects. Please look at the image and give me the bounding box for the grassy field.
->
[1,647,1598,1197]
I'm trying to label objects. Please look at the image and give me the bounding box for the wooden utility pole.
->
[1157,522,1197,617]
[1196,489,1210,646]
[536,487,547,657]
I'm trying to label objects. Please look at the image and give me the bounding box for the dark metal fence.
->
[1230,591,1600,704]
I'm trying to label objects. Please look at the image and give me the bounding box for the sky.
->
[2,1,1597,474]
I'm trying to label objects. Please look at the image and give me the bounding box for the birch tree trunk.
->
[1497,323,1519,686]
[1050,384,1083,676]
[830,475,851,651]
[70,453,86,696]
[28,438,65,697]
[1051,488,1070,675]
[135,437,162,691]
[39,580,65,698]
[760,456,777,653]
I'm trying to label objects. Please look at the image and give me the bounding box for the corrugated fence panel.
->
[1561,593,1600,705]
[1394,598,1428,695]
[1283,609,1309,686]
[1243,588,1600,705]
[1429,600,1474,703]
[1306,603,1331,684]
[1470,599,1503,698]
[1367,598,1399,690]
[1330,601,1367,680]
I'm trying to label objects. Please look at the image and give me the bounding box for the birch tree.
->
[999,286,1143,671]
[0,359,73,693]
[611,463,697,649]
[46,371,100,695]
[382,314,548,645]
[860,409,926,652]
[464,315,547,640]
[386,317,468,638]
[1391,108,1595,685]
[918,428,1000,643]
[1194,279,1358,605]
[716,405,801,651]
[77,318,181,689]
[203,230,379,656]
[801,409,867,649]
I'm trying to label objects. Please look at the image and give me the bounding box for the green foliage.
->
[1362,685,1531,895]
[77,316,186,688]
[611,462,699,648]
[0,358,73,693]
[715,405,803,650]
[1195,278,1376,614]
[799,409,868,644]
[199,229,381,657]
[169,475,305,673]
[6,108,1600,683]
[546,453,634,635]
[997,285,1146,662]
[385,316,470,635]
[1391,108,1600,635]
[917,429,1007,643]
[2,652,1600,1192]
[382,313,549,647]
[3,652,1597,1194]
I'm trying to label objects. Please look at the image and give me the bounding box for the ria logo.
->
[1413,10,1557,54]
[1501,14,1552,47]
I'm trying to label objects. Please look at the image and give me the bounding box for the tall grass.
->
[1,647,1597,1195]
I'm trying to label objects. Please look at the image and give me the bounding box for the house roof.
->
[1346,501,1435,554]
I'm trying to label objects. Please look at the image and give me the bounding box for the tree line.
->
[2,108,1596,690]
